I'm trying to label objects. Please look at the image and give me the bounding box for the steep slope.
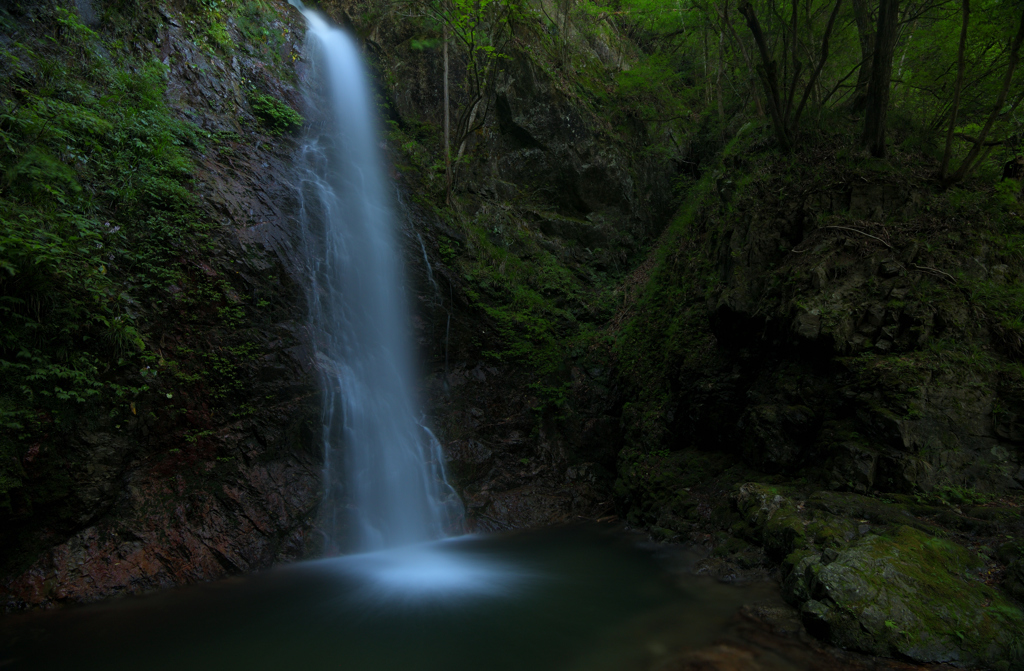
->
[1,0,320,610]
[612,121,1024,667]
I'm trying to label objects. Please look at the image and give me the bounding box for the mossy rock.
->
[810,491,914,523]
[712,535,751,558]
[970,506,1024,523]
[781,548,817,580]
[649,526,678,542]
[782,550,822,605]
[801,525,1024,667]
[998,539,1024,565]
[733,483,806,559]
[805,513,859,549]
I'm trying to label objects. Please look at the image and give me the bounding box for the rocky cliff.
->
[1,0,321,610]
[0,0,682,609]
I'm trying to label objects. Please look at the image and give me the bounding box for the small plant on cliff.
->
[248,91,303,135]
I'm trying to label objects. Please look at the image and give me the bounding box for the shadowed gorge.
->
[1,0,1024,669]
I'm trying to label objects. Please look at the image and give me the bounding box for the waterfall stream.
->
[294,9,463,553]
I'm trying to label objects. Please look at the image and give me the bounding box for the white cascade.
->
[294,7,463,552]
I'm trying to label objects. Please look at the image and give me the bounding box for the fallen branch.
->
[824,225,892,249]
[954,132,1012,147]
[911,263,957,284]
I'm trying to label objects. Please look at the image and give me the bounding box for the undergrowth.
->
[0,7,210,502]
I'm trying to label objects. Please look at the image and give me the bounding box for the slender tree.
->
[740,1,794,151]
[417,0,516,202]
[791,0,843,131]
[443,21,452,204]
[849,0,875,111]
[939,0,969,181]
[861,0,899,157]
[740,0,842,152]
[720,0,766,118]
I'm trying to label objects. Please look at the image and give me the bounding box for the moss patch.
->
[807,525,1024,667]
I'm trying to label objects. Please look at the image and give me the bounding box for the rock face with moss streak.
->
[319,0,687,533]
[799,526,1022,666]
[1,0,321,611]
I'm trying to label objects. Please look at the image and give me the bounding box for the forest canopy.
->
[483,0,1024,178]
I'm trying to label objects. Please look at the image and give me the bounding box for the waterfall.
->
[294,9,463,552]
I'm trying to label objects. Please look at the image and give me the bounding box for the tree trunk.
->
[849,0,875,112]
[703,23,712,105]
[717,30,726,141]
[861,0,899,157]
[783,0,800,128]
[792,0,843,131]
[722,1,766,118]
[740,2,792,152]
[939,0,969,180]
[443,23,452,204]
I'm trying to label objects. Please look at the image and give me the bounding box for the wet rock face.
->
[414,355,618,533]
[486,55,640,223]
[679,166,1024,492]
[1,1,322,611]
[344,5,673,529]
[7,446,319,610]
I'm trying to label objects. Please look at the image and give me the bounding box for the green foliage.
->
[163,0,294,63]
[206,20,234,52]
[410,38,441,51]
[0,7,208,496]
[411,0,520,159]
[248,91,303,134]
[891,1,1024,145]
[233,0,293,62]
[417,193,625,414]
[613,172,719,451]
[610,52,693,141]
[457,219,582,411]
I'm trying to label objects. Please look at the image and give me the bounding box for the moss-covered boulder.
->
[733,483,806,559]
[800,525,1024,668]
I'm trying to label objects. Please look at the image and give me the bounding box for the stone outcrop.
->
[610,127,1024,666]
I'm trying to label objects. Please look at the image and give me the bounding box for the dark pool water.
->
[0,527,777,671]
